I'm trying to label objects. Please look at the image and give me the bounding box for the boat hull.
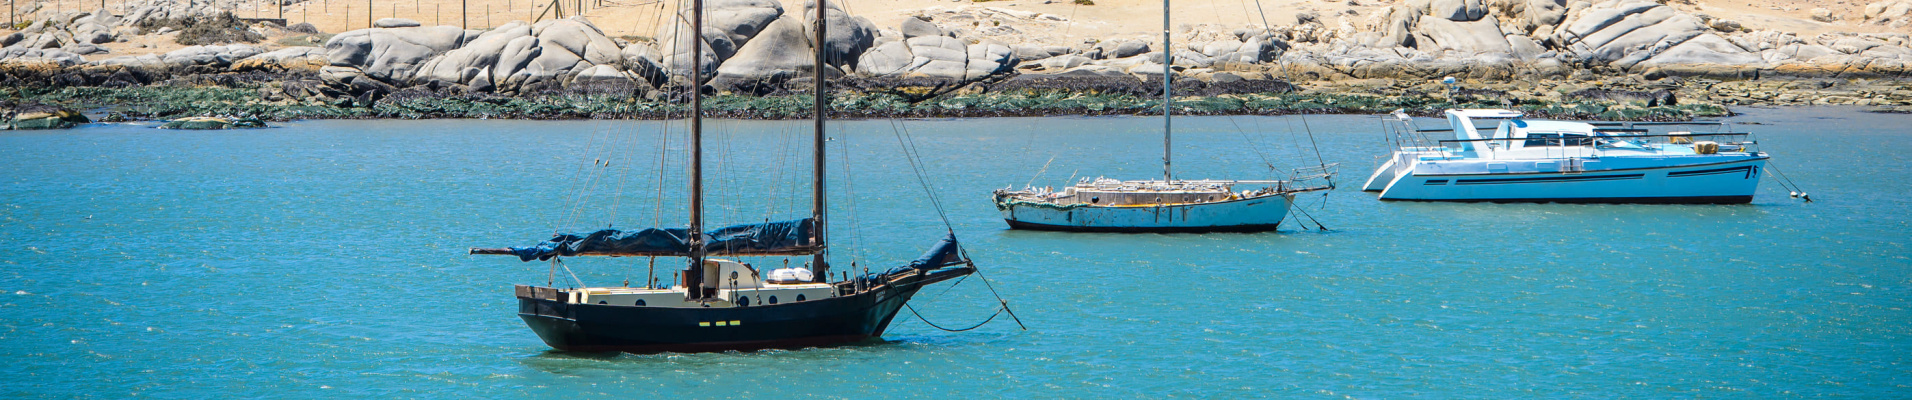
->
[998,194,1295,233]
[516,267,970,353]
[1375,158,1767,204]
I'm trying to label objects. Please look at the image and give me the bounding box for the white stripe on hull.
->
[1377,159,1767,202]
[1000,194,1296,231]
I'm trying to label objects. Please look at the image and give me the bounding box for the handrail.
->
[1436,132,1751,144]
[1588,121,1730,127]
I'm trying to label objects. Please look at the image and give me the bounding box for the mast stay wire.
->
[888,119,955,231]
[885,118,1025,331]
[836,132,871,271]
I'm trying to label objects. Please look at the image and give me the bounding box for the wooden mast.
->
[1161,0,1173,182]
[686,0,708,300]
[811,0,830,282]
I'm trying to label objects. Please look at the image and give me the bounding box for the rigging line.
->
[553,116,612,231]
[762,125,791,219]
[1063,0,1079,36]
[1764,160,1810,202]
[1025,153,1059,189]
[1233,0,1253,28]
[558,258,588,288]
[1288,196,1329,231]
[607,112,642,225]
[932,273,972,297]
[898,123,949,223]
[837,133,870,267]
[957,249,1027,330]
[1248,0,1272,36]
[562,153,610,229]
[1283,201,1312,231]
[906,303,1005,332]
[570,122,624,228]
[1224,114,1280,171]
[651,115,673,227]
[889,119,955,230]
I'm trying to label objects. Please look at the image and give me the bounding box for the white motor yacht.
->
[1363,109,1769,203]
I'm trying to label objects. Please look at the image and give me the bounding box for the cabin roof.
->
[1447,109,1524,119]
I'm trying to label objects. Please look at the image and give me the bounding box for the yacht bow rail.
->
[1434,132,1753,144]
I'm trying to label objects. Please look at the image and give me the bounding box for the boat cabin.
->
[1444,109,1624,159]
[559,259,836,309]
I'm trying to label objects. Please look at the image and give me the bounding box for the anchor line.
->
[907,303,1006,332]
[1763,160,1812,202]
[1288,197,1330,231]
[960,248,1028,330]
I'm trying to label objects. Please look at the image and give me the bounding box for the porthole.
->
[796,294,806,302]
[768,296,779,304]
[730,271,739,280]
[597,301,607,304]
[635,299,646,306]
[1090,196,1100,204]
[738,296,750,307]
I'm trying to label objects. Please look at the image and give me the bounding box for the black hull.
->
[517,267,972,354]
[1376,195,1754,204]
[1004,219,1283,233]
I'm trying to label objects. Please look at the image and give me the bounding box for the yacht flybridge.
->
[991,0,1335,232]
[1363,109,1770,203]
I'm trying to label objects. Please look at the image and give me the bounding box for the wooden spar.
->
[811,0,830,283]
[686,0,707,300]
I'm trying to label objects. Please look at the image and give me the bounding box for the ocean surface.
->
[2,107,1907,398]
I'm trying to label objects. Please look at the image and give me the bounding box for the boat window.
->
[1090,197,1099,204]
[768,296,779,304]
[796,294,806,302]
[1524,133,1592,147]
[738,296,750,307]
[635,299,646,306]
[598,301,607,304]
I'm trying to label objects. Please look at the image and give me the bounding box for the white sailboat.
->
[991,0,1333,232]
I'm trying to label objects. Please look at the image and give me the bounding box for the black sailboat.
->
[469,0,982,353]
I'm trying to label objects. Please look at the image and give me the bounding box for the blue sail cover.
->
[906,233,966,270]
[508,218,817,261]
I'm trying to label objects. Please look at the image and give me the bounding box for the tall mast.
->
[1161,0,1173,182]
[811,0,830,282]
[686,0,707,300]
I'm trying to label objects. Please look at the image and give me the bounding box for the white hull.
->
[1372,157,1767,203]
[998,194,1296,232]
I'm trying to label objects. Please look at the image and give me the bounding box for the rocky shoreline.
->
[3,0,1912,127]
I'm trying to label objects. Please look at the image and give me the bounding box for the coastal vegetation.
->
[1,75,1729,122]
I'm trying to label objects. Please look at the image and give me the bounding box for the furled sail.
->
[878,233,969,277]
[499,218,819,261]
[906,234,967,270]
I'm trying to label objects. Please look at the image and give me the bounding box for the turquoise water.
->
[2,107,1907,398]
